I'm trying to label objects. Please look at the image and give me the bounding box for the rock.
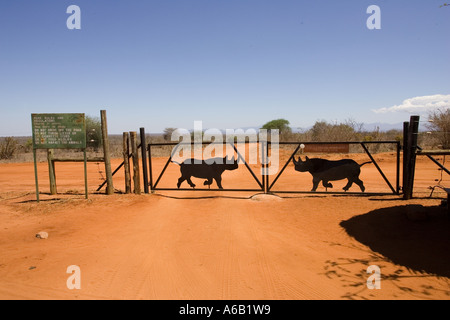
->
[35,232,49,239]
[250,193,283,201]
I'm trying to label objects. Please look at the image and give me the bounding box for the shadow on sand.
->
[340,204,450,278]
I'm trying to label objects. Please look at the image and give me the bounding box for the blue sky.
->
[0,0,449,135]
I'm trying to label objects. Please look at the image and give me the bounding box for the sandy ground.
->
[0,152,449,300]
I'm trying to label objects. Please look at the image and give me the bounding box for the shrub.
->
[0,137,18,159]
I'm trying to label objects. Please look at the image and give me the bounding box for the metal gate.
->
[146,140,401,195]
[266,141,401,195]
[148,141,266,192]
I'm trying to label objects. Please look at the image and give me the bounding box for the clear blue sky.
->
[1,0,449,135]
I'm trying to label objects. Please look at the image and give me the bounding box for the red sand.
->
[0,153,449,300]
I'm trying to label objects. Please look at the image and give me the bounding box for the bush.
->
[309,119,362,142]
[0,137,18,159]
[427,108,450,149]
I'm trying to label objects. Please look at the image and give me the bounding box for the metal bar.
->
[425,154,450,175]
[417,150,450,156]
[268,144,301,191]
[140,128,149,194]
[148,144,154,192]
[84,148,88,200]
[405,115,420,199]
[396,141,401,194]
[148,140,399,147]
[96,143,141,192]
[229,142,263,189]
[53,158,105,162]
[403,121,410,197]
[267,190,396,196]
[261,141,265,193]
[152,188,265,192]
[276,141,398,145]
[265,141,269,193]
[152,142,184,189]
[153,155,174,189]
[361,142,396,194]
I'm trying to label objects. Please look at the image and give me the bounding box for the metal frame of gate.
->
[148,141,266,192]
[146,140,401,195]
[267,141,401,195]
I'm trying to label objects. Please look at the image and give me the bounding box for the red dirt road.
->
[0,153,449,300]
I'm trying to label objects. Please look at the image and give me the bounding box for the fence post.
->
[47,149,57,195]
[123,132,131,194]
[101,110,114,195]
[140,128,149,194]
[403,116,420,200]
[406,115,420,200]
[402,121,410,199]
[130,131,141,194]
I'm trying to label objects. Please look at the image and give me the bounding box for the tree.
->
[163,128,177,141]
[309,119,361,142]
[0,137,18,160]
[427,108,450,149]
[261,119,291,135]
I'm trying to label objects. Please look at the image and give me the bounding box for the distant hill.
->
[148,122,412,135]
[360,122,404,132]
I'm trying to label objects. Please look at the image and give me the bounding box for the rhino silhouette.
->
[293,156,371,192]
[174,156,238,189]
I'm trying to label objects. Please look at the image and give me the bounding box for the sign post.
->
[31,113,87,202]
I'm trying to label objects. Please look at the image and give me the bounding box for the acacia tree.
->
[309,119,362,142]
[261,119,291,134]
[163,127,177,141]
[427,108,450,149]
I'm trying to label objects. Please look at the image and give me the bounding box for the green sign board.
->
[32,113,86,149]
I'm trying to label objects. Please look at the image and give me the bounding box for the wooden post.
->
[33,148,40,203]
[101,110,114,195]
[47,149,57,195]
[123,132,132,194]
[130,131,141,194]
[140,128,149,194]
[83,148,88,200]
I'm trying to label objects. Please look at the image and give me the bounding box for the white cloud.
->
[372,94,450,114]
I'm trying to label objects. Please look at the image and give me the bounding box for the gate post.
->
[402,121,410,198]
[101,110,114,195]
[47,149,57,195]
[130,131,141,195]
[140,128,149,194]
[403,115,420,200]
[123,132,132,194]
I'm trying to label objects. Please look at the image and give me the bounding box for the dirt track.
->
[0,153,449,300]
